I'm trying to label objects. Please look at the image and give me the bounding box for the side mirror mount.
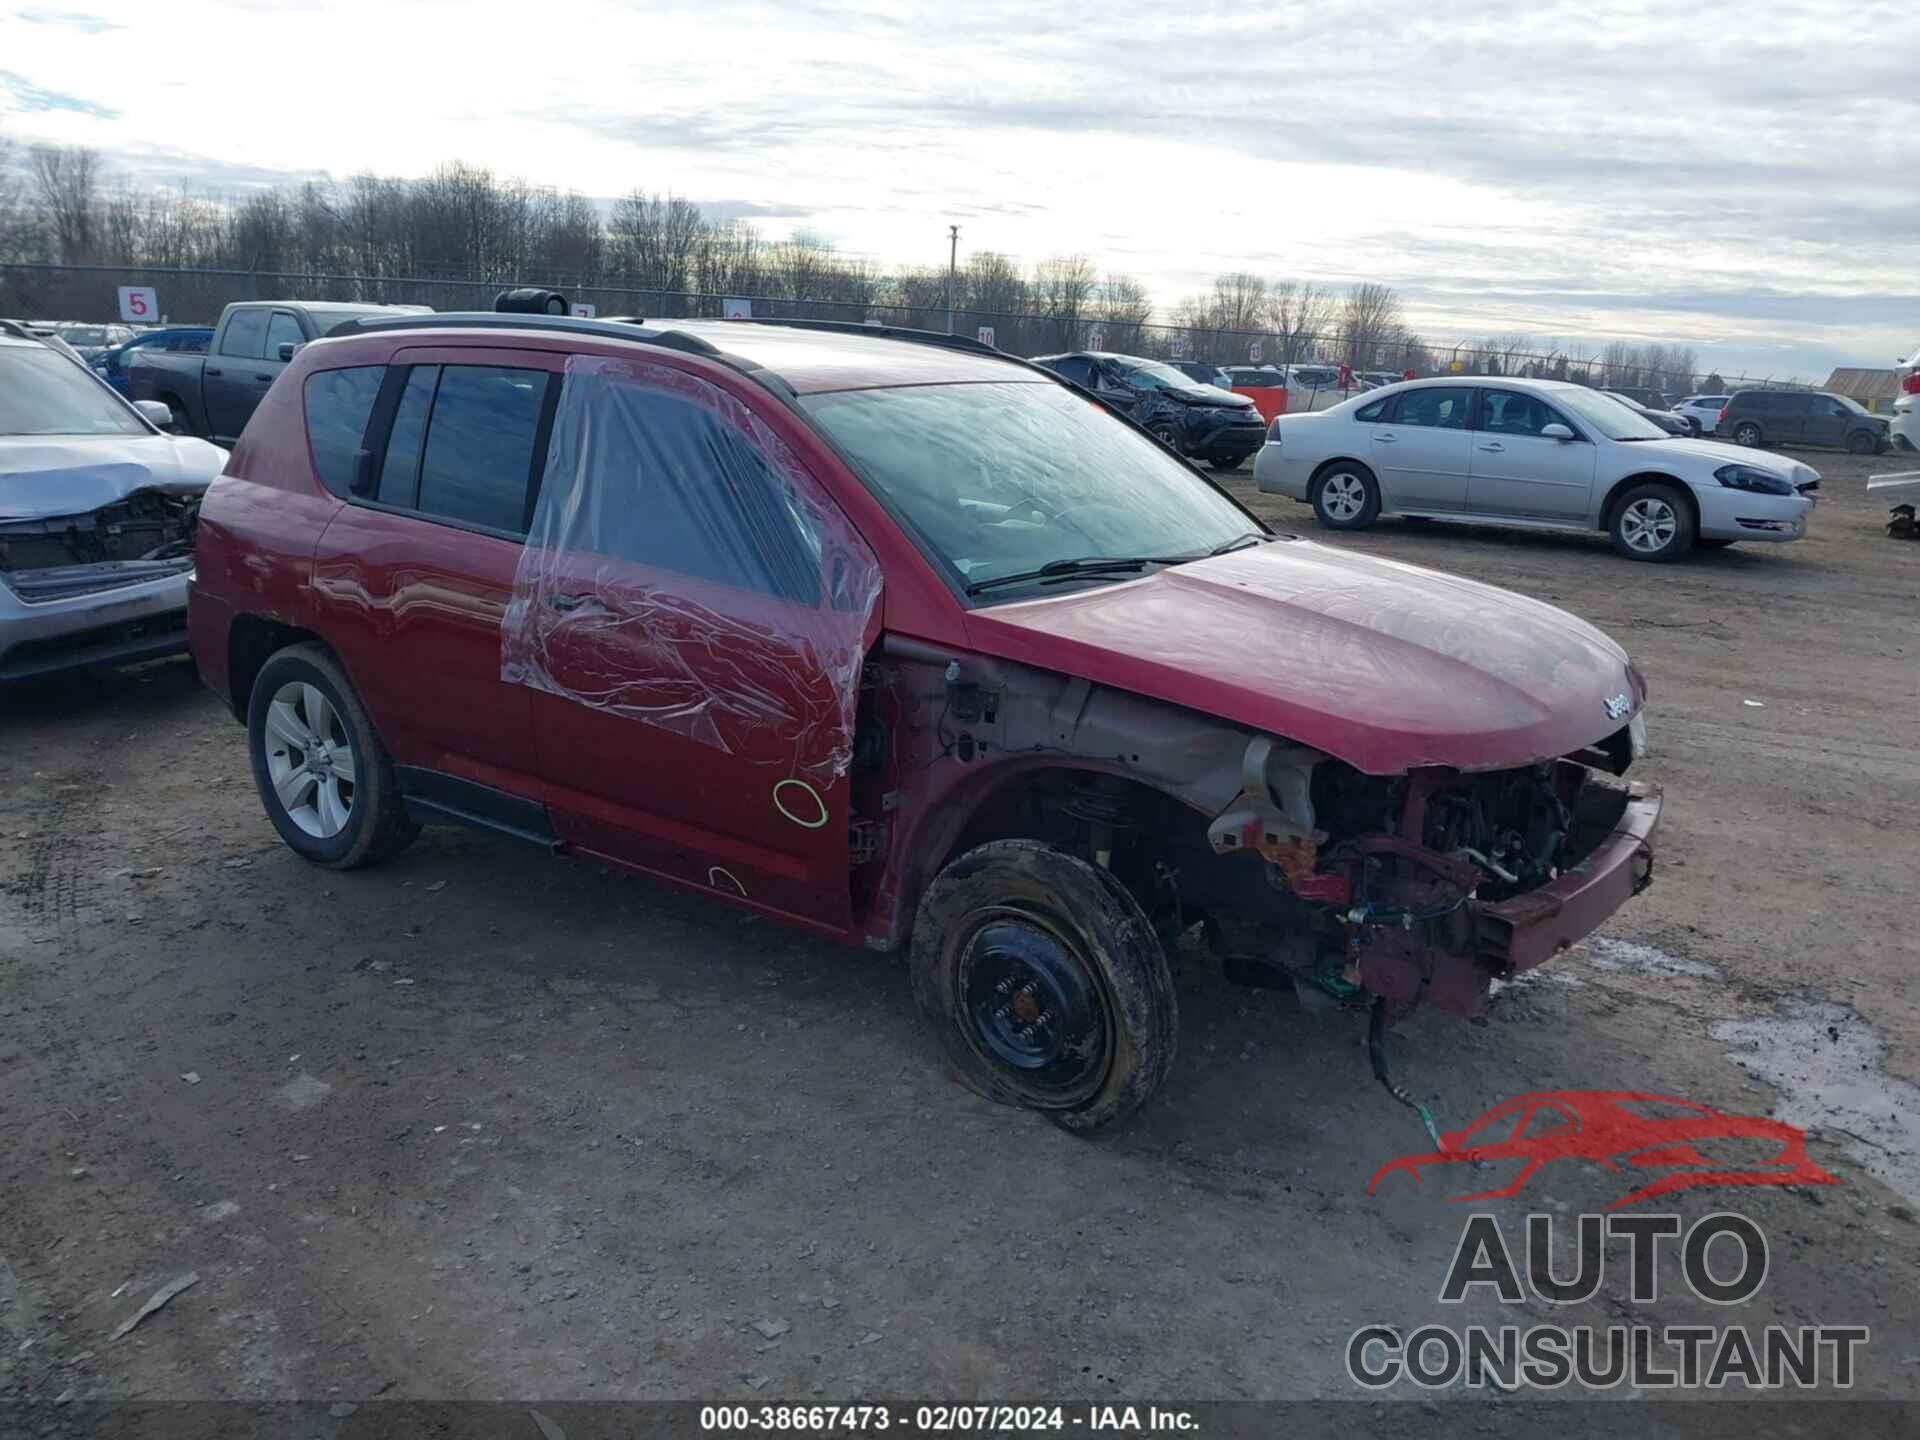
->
[277,341,303,362]
[133,399,176,430]
[1541,422,1575,442]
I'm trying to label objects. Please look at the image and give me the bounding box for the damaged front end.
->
[1203,739,1658,1015]
[0,488,201,680]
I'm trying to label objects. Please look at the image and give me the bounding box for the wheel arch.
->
[1309,454,1377,487]
[1598,472,1700,535]
[226,613,332,720]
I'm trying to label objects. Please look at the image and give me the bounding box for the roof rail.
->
[323,310,727,360]
[735,316,1000,357]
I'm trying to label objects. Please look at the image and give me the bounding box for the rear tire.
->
[247,643,419,869]
[1209,457,1243,473]
[1311,462,1381,530]
[911,840,1177,1134]
[1609,482,1695,562]
[1731,422,1762,447]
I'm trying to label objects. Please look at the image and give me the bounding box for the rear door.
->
[1370,385,1474,511]
[1466,388,1597,520]
[307,347,563,788]
[514,357,881,931]
[204,308,270,441]
[1766,393,1807,446]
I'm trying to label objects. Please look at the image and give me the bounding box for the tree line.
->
[0,135,1722,391]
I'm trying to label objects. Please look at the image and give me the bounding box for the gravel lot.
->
[3,445,1917,1411]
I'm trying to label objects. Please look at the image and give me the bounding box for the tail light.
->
[1718,406,1728,423]
[1902,372,1920,395]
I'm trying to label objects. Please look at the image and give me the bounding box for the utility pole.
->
[946,224,959,335]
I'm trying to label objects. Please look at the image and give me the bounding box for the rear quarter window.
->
[303,366,385,496]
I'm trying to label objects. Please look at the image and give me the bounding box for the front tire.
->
[1731,422,1762,447]
[1847,430,1877,455]
[910,840,1177,1134]
[1311,462,1381,530]
[1148,421,1183,455]
[247,643,419,869]
[1609,483,1695,562]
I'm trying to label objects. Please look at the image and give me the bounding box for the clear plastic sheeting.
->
[502,355,882,784]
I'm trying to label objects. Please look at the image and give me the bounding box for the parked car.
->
[91,326,215,397]
[1605,386,1672,411]
[1720,389,1890,454]
[1169,360,1229,389]
[1894,346,1920,453]
[49,322,135,359]
[1,328,227,681]
[129,300,430,445]
[1601,390,1689,435]
[1256,377,1819,561]
[191,313,1659,1132]
[1220,366,1289,423]
[1361,370,1404,388]
[1033,351,1266,470]
[1671,394,1730,437]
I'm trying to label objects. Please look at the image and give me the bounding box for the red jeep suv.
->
[191,308,1659,1132]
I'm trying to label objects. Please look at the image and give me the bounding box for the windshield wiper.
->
[965,555,1182,596]
[1206,531,1268,556]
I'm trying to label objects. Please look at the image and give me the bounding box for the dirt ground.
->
[3,445,1918,1414]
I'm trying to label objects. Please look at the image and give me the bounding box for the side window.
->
[377,367,437,507]
[303,366,385,496]
[414,366,550,533]
[559,377,823,606]
[1481,390,1569,438]
[218,309,268,359]
[1393,386,1471,429]
[1049,356,1092,385]
[178,333,209,354]
[264,311,303,359]
[1517,1104,1575,1141]
[1826,398,1851,417]
[1354,397,1389,422]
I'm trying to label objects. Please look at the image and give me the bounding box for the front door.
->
[204,308,271,442]
[1372,385,1474,511]
[1466,388,1598,520]
[1802,395,1851,449]
[512,357,882,931]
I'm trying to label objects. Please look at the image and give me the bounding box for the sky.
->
[2,0,1915,380]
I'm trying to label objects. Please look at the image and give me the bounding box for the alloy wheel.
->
[262,681,357,838]
[1619,497,1679,555]
[1320,472,1368,521]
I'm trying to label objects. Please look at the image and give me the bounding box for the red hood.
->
[961,539,1641,775]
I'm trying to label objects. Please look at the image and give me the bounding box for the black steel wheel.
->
[911,840,1177,1133]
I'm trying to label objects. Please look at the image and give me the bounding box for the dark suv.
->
[1721,389,1890,454]
[189,309,1659,1133]
[1032,351,1266,470]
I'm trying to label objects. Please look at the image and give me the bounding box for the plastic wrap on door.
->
[501,355,882,784]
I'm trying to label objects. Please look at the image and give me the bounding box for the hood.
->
[1631,436,1820,481]
[0,434,228,522]
[1176,387,1256,409]
[962,540,1642,775]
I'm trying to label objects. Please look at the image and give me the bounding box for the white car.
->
[1894,345,1919,455]
[1672,394,1731,436]
[1254,377,1819,562]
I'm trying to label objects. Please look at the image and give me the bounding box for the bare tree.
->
[1340,283,1404,369]
[1031,254,1096,351]
[29,143,100,263]
[1271,281,1336,368]
[1095,273,1152,353]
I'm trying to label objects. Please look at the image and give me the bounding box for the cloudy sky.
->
[3,0,1914,378]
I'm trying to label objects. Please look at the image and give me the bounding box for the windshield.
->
[802,381,1260,598]
[1556,387,1667,441]
[1114,360,1198,392]
[0,347,149,437]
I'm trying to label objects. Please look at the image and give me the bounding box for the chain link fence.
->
[0,261,1816,395]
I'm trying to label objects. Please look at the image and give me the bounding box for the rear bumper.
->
[1477,781,1661,975]
[0,566,193,682]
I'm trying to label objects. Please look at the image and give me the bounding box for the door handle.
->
[255,372,274,382]
[205,367,223,377]
[1479,442,1505,452]
[1372,434,1396,444]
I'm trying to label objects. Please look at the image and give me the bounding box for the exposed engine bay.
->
[0,488,198,602]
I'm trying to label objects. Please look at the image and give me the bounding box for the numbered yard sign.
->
[1089,331,1106,351]
[570,303,596,318]
[117,286,158,323]
[976,326,995,347]
[721,297,752,320]
[1170,334,1189,359]
[1249,340,1263,362]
